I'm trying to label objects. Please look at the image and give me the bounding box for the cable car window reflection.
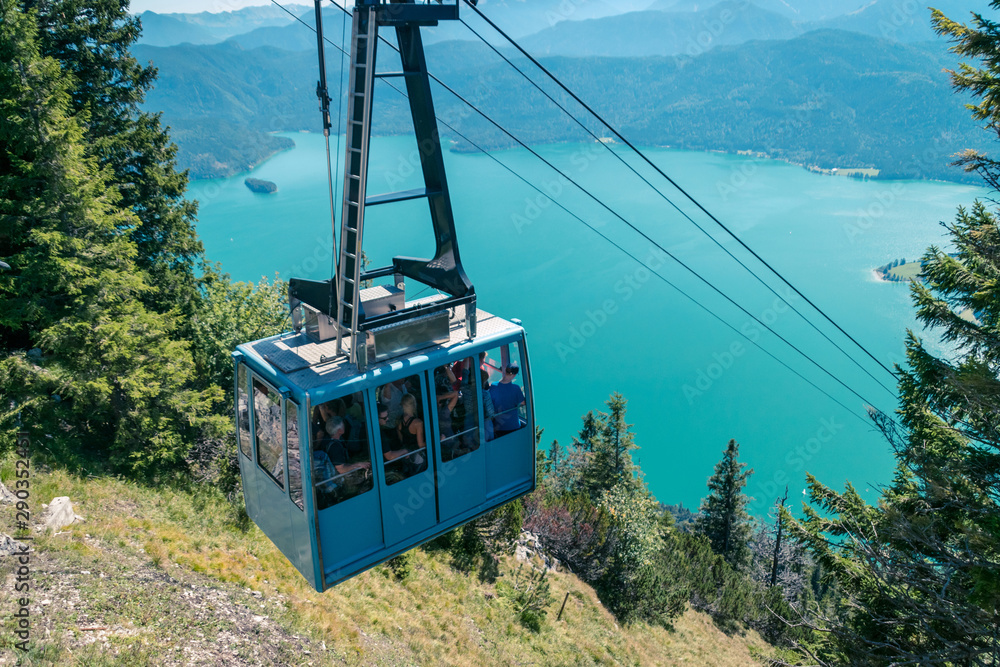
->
[286,401,304,510]
[377,375,427,485]
[253,379,285,489]
[485,344,527,439]
[437,358,480,460]
[237,365,251,458]
[313,392,373,509]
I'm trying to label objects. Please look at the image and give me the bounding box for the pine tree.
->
[30,0,204,317]
[572,410,601,451]
[580,393,639,499]
[695,439,754,570]
[786,6,1000,664]
[0,1,223,472]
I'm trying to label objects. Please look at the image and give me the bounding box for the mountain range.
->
[132,1,996,181]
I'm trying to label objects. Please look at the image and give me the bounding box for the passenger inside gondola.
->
[313,397,373,509]
[490,363,526,438]
[435,359,480,460]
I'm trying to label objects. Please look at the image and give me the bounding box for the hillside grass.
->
[0,457,777,666]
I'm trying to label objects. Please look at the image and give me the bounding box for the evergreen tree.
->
[694,439,754,570]
[786,6,1000,664]
[580,393,639,500]
[30,0,204,317]
[572,410,601,452]
[0,1,223,473]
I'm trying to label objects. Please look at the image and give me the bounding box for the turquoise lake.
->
[187,132,986,516]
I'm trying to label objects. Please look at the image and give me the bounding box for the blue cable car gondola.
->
[233,0,536,591]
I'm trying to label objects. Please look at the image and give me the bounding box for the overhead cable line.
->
[277,0,890,424]
[457,15,898,400]
[461,0,901,389]
[319,1,895,420]
[427,125,877,427]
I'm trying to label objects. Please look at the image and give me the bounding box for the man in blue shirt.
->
[490,364,525,438]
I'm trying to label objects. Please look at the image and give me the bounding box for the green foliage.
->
[694,439,755,571]
[189,270,288,401]
[0,2,291,484]
[386,551,414,582]
[784,7,1000,663]
[496,563,554,632]
[33,0,204,318]
[580,393,639,499]
[0,2,224,476]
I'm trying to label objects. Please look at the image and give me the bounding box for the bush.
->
[496,563,553,632]
[386,551,413,581]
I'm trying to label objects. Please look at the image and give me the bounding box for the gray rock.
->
[0,533,25,557]
[0,481,15,504]
[39,497,83,532]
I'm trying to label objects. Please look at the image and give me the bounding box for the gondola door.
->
[250,377,295,554]
[370,374,437,547]
[432,357,487,521]
[313,389,384,578]
[235,363,260,523]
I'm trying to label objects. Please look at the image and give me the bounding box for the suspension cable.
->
[328,4,896,419]
[274,0,894,425]
[462,0,901,387]
[457,15,898,400]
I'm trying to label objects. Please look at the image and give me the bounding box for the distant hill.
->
[470,0,660,34]
[816,0,999,43]
[135,11,219,47]
[650,0,868,21]
[138,29,988,181]
[521,1,802,57]
[226,7,343,52]
[136,4,310,47]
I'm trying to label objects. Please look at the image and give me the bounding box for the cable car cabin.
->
[232,296,535,591]
[231,0,533,590]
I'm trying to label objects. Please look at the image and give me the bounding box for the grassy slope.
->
[0,461,774,666]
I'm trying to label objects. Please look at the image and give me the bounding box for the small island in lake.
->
[244,178,277,194]
[875,258,921,282]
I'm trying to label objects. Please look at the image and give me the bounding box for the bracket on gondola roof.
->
[290,0,475,370]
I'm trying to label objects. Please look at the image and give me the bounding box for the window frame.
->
[286,398,304,511]
[252,374,287,491]
[236,363,252,460]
